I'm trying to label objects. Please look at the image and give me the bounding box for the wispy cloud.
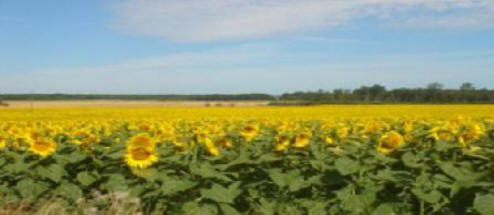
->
[111,0,494,42]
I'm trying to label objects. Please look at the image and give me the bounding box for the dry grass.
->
[2,100,268,108]
[0,193,142,215]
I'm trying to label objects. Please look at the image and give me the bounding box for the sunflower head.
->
[336,126,349,140]
[459,123,485,144]
[241,124,259,141]
[377,131,404,155]
[203,137,220,156]
[216,137,232,148]
[325,136,334,145]
[125,147,158,169]
[0,135,7,149]
[29,138,57,157]
[276,134,291,146]
[294,132,311,148]
[274,143,288,152]
[127,133,155,150]
[274,134,291,152]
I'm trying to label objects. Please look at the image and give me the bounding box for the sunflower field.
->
[1,105,494,214]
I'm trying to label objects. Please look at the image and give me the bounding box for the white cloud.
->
[111,0,494,42]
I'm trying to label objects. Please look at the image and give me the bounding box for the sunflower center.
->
[33,141,51,151]
[132,136,152,147]
[244,126,254,132]
[131,148,152,160]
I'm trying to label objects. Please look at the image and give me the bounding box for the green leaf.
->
[437,162,465,180]
[218,150,252,170]
[256,153,282,163]
[182,202,218,215]
[219,203,241,215]
[434,141,459,151]
[101,174,127,192]
[474,194,494,215]
[4,155,29,174]
[15,179,47,199]
[55,182,83,200]
[268,170,289,188]
[281,204,303,215]
[374,169,398,182]
[268,169,313,192]
[256,198,276,215]
[36,164,65,183]
[336,185,377,214]
[55,150,87,163]
[200,182,242,204]
[335,157,360,175]
[161,178,197,196]
[76,171,97,186]
[197,203,219,215]
[438,162,487,193]
[411,188,442,204]
[190,162,231,181]
[341,194,373,214]
[372,203,396,215]
[308,201,327,215]
[129,184,148,197]
[401,152,421,168]
[106,145,125,159]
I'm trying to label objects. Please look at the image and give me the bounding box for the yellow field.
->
[0,105,493,121]
[1,105,494,214]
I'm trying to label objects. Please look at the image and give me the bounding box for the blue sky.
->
[1,0,494,94]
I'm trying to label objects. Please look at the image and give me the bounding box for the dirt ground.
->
[0,100,268,108]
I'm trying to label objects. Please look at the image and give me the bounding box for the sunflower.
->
[240,124,259,142]
[72,130,100,145]
[195,128,210,143]
[29,138,57,157]
[294,132,311,148]
[204,138,220,156]
[336,126,349,140]
[216,137,232,148]
[325,136,334,145]
[459,123,485,146]
[274,134,291,151]
[127,133,155,150]
[0,135,7,149]
[377,131,404,155]
[125,147,158,169]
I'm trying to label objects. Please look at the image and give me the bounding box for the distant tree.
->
[368,84,386,101]
[460,82,475,91]
[427,82,444,90]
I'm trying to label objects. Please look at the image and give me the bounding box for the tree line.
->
[1,82,493,104]
[0,93,275,101]
[278,82,494,104]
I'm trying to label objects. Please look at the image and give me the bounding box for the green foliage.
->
[2,136,494,214]
[278,83,494,104]
[0,93,275,101]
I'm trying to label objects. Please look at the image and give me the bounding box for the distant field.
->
[1,100,269,108]
[0,104,493,121]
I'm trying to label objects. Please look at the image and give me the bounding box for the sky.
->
[1,0,494,94]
